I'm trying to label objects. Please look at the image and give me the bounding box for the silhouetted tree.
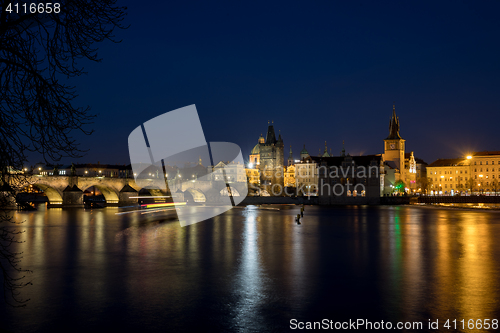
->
[417,176,432,194]
[393,180,405,194]
[0,0,127,306]
[466,177,475,194]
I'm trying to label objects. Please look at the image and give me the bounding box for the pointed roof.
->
[386,104,402,140]
[214,161,226,168]
[289,145,293,158]
[300,144,309,154]
[266,121,277,144]
[341,140,346,157]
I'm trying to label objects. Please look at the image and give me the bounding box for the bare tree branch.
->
[0,0,128,306]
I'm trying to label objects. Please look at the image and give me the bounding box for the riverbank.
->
[411,202,500,211]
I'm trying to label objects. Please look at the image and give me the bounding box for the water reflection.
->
[456,212,498,323]
[231,207,265,330]
[1,206,500,332]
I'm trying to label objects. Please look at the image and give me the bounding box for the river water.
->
[1,205,500,332]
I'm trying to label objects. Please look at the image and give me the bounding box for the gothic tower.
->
[259,122,284,190]
[383,104,406,179]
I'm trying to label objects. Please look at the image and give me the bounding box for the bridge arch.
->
[185,188,206,203]
[137,186,169,202]
[220,186,241,197]
[82,184,119,204]
[22,183,63,204]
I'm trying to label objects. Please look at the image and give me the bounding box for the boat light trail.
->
[140,202,186,209]
[128,196,172,199]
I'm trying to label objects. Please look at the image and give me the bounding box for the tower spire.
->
[321,140,330,157]
[266,121,277,144]
[387,103,402,140]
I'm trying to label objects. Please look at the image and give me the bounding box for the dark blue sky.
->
[64,0,500,166]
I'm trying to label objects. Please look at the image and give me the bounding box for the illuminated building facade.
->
[426,158,471,195]
[284,165,296,188]
[245,168,260,185]
[249,134,264,167]
[248,123,285,191]
[295,156,318,195]
[469,151,500,194]
[427,152,500,195]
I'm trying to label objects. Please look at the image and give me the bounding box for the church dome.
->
[300,144,308,154]
[251,144,260,155]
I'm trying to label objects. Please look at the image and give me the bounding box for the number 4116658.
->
[444,319,498,330]
[5,2,61,14]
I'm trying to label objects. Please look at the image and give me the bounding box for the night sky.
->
[59,1,500,166]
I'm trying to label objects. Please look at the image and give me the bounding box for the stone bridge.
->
[13,175,247,208]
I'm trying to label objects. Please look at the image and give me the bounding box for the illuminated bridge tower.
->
[259,122,284,191]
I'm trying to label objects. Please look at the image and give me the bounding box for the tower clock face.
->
[390,144,395,149]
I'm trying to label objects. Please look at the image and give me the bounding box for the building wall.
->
[249,153,260,166]
[427,164,470,195]
[284,165,295,187]
[469,154,500,193]
[383,139,406,182]
[245,168,260,184]
[426,154,500,195]
[316,156,382,201]
[295,160,317,195]
[259,144,284,187]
